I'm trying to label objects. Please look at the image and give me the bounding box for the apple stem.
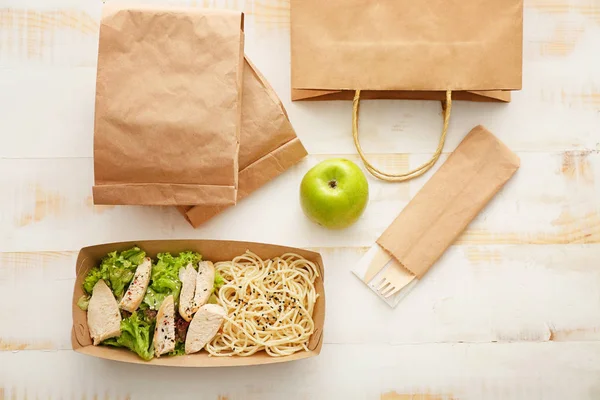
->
[328,180,337,189]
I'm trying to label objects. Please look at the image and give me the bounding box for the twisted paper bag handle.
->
[352,90,453,182]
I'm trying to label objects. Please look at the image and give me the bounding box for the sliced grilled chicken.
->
[88,279,121,345]
[119,257,152,312]
[185,304,226,354]
[178,263,197,322]
[193,261,215,310]
[153,295,176,357]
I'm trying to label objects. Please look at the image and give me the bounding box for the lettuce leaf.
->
[83,247,146,299]
[103,312,154,361]
[207,294,218,304]
[142,251,202,310]
[77,295,90,311]
[167,341,186,357]
[214,272,225,291]
[205,272,225,305]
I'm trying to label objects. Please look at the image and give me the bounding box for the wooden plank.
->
[0,66,598,157]
[1,0,599,397]
[0,68,96,159]
[1,1,599,159]
[0,151,598,251]
[1,244,599,350]
[1,342,600,399]
[0,251,75,351]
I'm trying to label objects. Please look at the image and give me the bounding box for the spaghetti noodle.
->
[206,251,319,357]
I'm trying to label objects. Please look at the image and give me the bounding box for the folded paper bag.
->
[178,58,308,228]
[93,4,245,206]
[291,0,523,182]
[352,125,520,307]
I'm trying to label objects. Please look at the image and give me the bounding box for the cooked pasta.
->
[206,251,319,357]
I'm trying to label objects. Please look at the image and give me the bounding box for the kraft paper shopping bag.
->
[291,0,523,181]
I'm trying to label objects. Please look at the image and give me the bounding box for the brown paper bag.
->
[353,125,520,307]
[291,0,523,182]
[93,4,245,206]
[378,125,521,278]
[178,58,308,227]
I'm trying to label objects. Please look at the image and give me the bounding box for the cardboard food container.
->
[71,240,325,367]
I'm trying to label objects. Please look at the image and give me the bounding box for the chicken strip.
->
[193,261,215,310]
[178,263,197,322]
[88,279,121,345]
[119,257,152,313]
[154,295,176,357]
[185,304,226,354]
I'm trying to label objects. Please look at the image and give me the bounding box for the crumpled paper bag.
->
[93,4,245,206]
[178,57,307,227]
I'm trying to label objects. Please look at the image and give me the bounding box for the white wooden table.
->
[1,0,599,398]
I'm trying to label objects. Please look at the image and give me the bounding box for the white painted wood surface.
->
[1,0,599,399]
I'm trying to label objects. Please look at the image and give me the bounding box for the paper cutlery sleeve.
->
[376,125,520,279]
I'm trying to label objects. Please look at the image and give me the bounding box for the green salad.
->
[142,251,201,311]
[80,247,224,361]
[83,247,147,299]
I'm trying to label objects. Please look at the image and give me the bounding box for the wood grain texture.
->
[527,0,600,22]
[2,0,600,158]
[1,244,599,351]
[1,0,600,398]
[1,151,598,251]
[245,0,289,30]
[381,394,455,400]
[0,7,100,66]
[2,343,600,399]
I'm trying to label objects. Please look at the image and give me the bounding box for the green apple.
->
[300,158,369,229]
